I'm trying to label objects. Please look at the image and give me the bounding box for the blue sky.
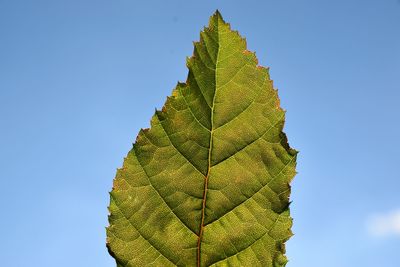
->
[0,0,399,266]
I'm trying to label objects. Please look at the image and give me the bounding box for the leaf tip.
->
[210,9,226,25]
[214,9,222,19]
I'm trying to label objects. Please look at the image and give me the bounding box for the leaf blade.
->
[107,11,297,267]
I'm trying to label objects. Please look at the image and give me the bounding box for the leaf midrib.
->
[196,15,220,267]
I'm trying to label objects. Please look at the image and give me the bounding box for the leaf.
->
[107,11,297,267]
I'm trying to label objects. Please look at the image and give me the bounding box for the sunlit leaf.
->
[107,11,297,267]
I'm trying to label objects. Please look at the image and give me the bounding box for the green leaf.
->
[107,11,297,267]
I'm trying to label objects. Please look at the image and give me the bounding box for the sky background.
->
[0,0,399,266]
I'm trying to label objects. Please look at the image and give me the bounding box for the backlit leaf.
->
[107,11,297,267]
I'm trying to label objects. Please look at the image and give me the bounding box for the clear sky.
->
[0,0,399,266]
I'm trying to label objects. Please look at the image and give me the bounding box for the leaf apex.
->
[214,9,223,19]
[210,9,226,25]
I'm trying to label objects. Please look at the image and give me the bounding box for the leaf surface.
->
[107,11,297,267]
